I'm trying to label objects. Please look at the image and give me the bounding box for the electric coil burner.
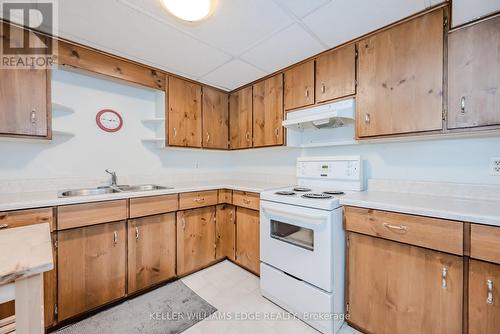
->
[323,191,346,195]
[293,187,312,192]
[275,191,296,196]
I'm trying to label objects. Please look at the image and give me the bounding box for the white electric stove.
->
[259,156,363,334]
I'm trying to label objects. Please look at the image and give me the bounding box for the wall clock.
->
[96,109,123,132]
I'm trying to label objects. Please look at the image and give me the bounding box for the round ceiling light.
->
[162,0,215,22]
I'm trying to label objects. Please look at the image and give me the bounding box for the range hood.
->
[282,98,355,130]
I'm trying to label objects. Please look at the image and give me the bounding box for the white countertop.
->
[341,191,500,227]
[0,180,288,212]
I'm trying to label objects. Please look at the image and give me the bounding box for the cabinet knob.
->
[460,96,466,114]
[441,267,448,288]
[364,113,371,124]
[487,279,494,305]
[30,109,37,124]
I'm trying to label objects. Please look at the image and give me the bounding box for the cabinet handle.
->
[173,128,177,138]
[442,267,448,288]
[230,210,234,224]
[182,217,186,230]
[206,132,210,143]
[113,231,118,245]
[487,279,494,305]
[321,84,326,94]
[243,198,251,204]
[245,131,250,143]
[0,224,8,229]
[135,226,139,240]
[275,128,279,138]
[364,113,371,124]
[30,109,37,124]
[383,223,407,233]
[305,89,309,98]
[194,197,205,203]
[460,96,466,114]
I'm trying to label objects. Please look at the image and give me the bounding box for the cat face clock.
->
[96,109,123,132]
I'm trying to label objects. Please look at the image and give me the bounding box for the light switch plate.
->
[491,158,500,176]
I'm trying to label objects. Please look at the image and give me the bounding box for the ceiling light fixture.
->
[162,0,216,22]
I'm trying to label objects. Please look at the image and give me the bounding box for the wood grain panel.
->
[469,260,500,334]
[57,200,127,230]
[356,8,444,137]
[0,208,54,232]
[57,221,126,321]
[127,213,176,293]
[179,190,218,210]
[129,194,178,218]
[253,73,284,147]
[216,204,235,261]
[284,60,315,111]
[176,207,216,276]
[229,86,253,149]
[316,43,356,103]
[344,206,463,255]
[218,189,233,204]
[348,232,463,334]
[202,87,229,149]
[471,224,500,264]
[232,191,260,211]
[448,14,500,129]
[56,41,166,90]
[168,76,202,148]
[43,232,57,328]
[236,207,260,275]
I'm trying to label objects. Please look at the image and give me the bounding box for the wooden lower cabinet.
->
[127,213,176,293]
[57,221,126,321]
[235,207,260,275]
[347,233,463,334]
[44,232,57,328]
[469,260,500,334]
[177,206,216,276]
[216,204,235,261]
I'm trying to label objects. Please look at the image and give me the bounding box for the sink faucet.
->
[105,169,118,187]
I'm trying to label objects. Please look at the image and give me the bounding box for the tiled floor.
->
[181,260,361,334]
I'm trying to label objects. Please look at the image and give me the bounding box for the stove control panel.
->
[296,156,363,190]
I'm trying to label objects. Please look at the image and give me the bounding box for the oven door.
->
[260,200,341,292]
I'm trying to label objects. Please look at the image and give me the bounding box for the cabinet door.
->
[127,213,176,293]
[0,24,49,137]
[357,9,444,137]
[469,260,500,334]
[236,207,260,275]
[43,233,57,328]
[316,44,356,103]
[202,87,229,149]
[229,86,253,149]
[177,206,216,276]
[167,76,202,147]
[57,221,126,321]
[284,60,314,111]
[347,233,463,334]
[216,204,235,261]
[253,73,284,147]
[448,15,500,129]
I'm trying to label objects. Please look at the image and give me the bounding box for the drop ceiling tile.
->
[241,24,325,73]
[200,59,266,90]
[303,0,426,47]
[274,0,331,18]
[56,0,231,79]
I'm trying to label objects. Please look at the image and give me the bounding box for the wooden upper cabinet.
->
[469,260,500,334]
[0,24,50,138]
[167,76,202,147]
[57,221,126,321]
[357,9,445,138]
[128,213,176,293]
[448,14,500,130]
[284,60,315,111]
[316,44,356,103]
[229,86,253,149]
[348,233,463,334]
[253,73,284,147]
[202,87,229,149]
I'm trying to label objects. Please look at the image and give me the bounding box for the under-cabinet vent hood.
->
[283,98,355,130]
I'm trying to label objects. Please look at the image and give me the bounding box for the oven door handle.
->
[261,207,328,223]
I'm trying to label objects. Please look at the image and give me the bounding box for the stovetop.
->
[260,186,349,211]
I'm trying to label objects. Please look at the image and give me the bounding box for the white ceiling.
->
[2,0,441,90]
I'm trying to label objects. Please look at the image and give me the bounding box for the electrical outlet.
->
[492,158,500,176]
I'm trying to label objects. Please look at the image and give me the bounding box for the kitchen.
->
[0,0,499,333]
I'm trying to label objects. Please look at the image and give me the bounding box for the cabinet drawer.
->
[471,224,500,264]
[232,191,260,210]
[129,194,178,218]
[179,190,218,210]
[0,208,54,232]
[345,207,463,255]
[218,189,233,204]
[57,200,128,230]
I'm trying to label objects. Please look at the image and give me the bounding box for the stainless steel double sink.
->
[58,184,172,198]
